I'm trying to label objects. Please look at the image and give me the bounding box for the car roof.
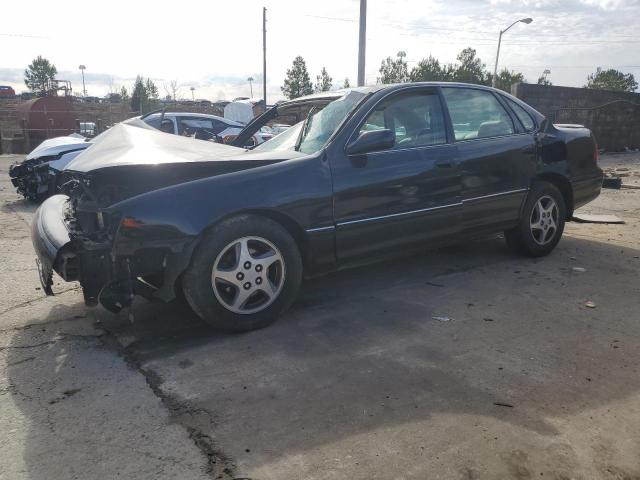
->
[276,82,515,106]
[280,82,542,121]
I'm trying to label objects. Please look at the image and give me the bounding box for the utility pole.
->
[263,7,267,106]
[357,0,367,86]
[248,77,254,97]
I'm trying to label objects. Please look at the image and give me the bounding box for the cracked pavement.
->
[1,153,639,479]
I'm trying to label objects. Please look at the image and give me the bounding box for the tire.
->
[504,181,567,257]
[182,215,302,332]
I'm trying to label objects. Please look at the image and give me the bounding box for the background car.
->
[8,134,91,200]
[8,110,274,201]
[0,85,16,96]
[142,112,272,147]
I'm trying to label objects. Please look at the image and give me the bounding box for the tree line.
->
[20,54,639,105]
[280,49,638,99]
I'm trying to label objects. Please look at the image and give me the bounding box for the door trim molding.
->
[306,188,528,232]
[336,202,462,227]
[305,225,336,233]
[462,188,528,203]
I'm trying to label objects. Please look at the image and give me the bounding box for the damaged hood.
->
[64,118,247,173]
[26,133,89,160]
[60,118,303,207]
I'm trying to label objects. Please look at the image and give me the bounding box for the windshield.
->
[253,90,366,155]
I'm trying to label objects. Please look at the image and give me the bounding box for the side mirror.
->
[345,129,395,155]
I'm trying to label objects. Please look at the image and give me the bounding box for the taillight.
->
[593,144,599,164]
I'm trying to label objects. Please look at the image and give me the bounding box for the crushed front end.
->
[31,174,188,314]
[9,159,54,201]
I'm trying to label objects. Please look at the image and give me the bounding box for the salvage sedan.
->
[31,83,603,332]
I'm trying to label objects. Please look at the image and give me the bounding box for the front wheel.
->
[505,181,566,257]
[182,215,302,332]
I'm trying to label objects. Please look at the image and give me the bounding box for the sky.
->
[1,0,639,102]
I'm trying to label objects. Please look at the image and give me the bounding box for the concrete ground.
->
[0,152,639,480]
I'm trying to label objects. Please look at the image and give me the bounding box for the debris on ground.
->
[493,402,514,408]
[432,315,452,322]
[584,300,597,308]
[572,267,587,273]
[572,213,625,224]
[602,177,622,189]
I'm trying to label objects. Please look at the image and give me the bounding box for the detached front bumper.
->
[31,195,113,305]
[31,195,73,294]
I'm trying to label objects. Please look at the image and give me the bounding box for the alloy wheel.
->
[530,195,559,246]
[211,236,285,315]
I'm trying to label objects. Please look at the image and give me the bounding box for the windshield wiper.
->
[295,106,316,152]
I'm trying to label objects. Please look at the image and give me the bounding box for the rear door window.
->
[442,88,515,141]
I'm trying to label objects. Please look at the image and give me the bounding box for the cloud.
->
[2,0,638,98]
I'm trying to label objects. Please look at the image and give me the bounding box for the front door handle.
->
[435,158,454,168]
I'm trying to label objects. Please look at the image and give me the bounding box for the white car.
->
[8,112,274,200]
[143,112,273,147]
[9,134,91,200]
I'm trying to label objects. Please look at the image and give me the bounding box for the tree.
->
[145,78,159,99]
[585,68,637,92]
[131,76,145,112]
[281,56,313,99]
[120,86,130,103]
[164,79,181,101]
[537,75,552,86]
[378,51,409,84]
[24,56,57,95]
[488,69,526,93]
[131,76,160,113]
[343,77,350,88]
[409,55,455,82]
[453,48,487,85]
[315,67,333,92]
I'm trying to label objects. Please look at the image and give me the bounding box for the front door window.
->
[359,91,447,150]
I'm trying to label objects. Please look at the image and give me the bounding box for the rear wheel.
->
[505,181,566,257]
[182,215,302,332]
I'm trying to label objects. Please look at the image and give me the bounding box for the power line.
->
[0,33,49,39]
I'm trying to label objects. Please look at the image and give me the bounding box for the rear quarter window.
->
[504,97,536,132]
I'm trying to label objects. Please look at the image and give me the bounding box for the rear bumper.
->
[571,171,603,210]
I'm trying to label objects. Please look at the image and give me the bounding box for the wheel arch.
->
[533,173,574,219]
[196,208,311,272]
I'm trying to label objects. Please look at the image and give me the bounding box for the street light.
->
[492,17,532,87]
[78,64,87,97]
[190,86,195,102]
[247,77,254,98]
